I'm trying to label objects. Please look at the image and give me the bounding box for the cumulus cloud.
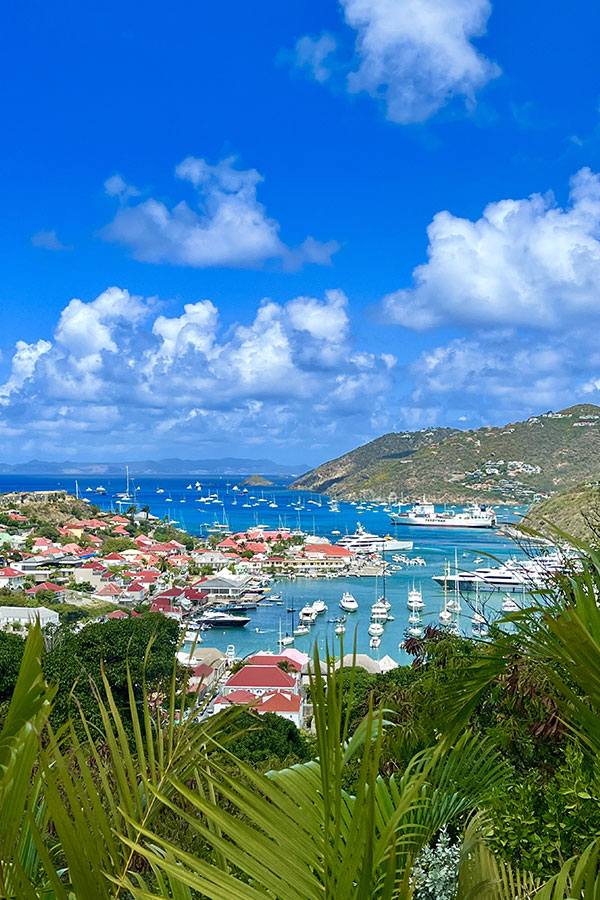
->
[31,230,72,251]
[102,156,339,270]
[407,329,595,426]
[292,0,499,123]
[0,287,394,458]
[384,168,600,331]
[292,34,337,83]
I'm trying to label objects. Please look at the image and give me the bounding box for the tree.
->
[42,613,179,732]
[0,632,25,704]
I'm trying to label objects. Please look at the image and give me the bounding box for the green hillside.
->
[292,404,600,503]
[521,481,600,543]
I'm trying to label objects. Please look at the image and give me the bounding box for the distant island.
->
[291,404,600,504]
[0,457,308,478]
[241,475,274,487]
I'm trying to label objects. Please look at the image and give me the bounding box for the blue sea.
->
[0,473,530,662]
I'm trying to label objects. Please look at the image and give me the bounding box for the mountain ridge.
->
[291,404,600,503]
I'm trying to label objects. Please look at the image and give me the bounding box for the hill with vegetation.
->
[242,475,274,487]
[521,481,600,543]
[292,404,600,503]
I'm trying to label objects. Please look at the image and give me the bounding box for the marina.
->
[0,473,536,660]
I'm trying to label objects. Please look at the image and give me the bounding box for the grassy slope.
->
[522,482,600,542]
[292,404,600,502]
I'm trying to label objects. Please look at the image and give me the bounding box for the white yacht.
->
[391,500,496,529]
[312,599,328,616]
[340,591,359,612]
[432,553,566,596]
[199,611,251,627]
[369,636,381,650]
[370,603,389,622]
[407,587,425,610]
[368,621,384,637]
[337,523,413,554]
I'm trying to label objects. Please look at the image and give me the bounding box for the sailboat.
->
[278,618,294,648]
[439,563,452,625]
[116,466,133,502]
[447,549,462,613]
[471,583,488,637]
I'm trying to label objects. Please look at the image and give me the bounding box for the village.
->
[0,490,399,728]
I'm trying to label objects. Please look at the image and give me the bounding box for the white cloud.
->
[0,287,393,459]
[292,0,499,123]
[102,156,339,270]
[292,34,337,82]
[0,340,52,404]
[384,168,600,330]
[31,230,72,251]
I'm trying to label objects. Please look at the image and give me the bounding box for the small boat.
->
[368,622,384,637]
[95,485,107,494]
[186,484,193,490]
[501,596,519,613]
[335,620,346,635]
[369,636,381,650]
[279,634,295,647]
[340,591,358,612]
[407,588,424,610]
[312,599,327,615]
[294,624,311,636]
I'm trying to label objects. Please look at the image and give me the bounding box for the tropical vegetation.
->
[1,533,600,897]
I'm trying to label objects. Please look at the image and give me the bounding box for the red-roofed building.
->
[26,581,67,601]
[149,603,183,621]
[105,609,129,619]
[0,567,25,588]
[187,663,216,693]
[95,583,124,602]
[102,552,127,563]
[213,689,302,726]
[124,582,146,603]
[223,665,297,696]
[8,512,28,523]
[110,516,130,525]
[245,654,302,673]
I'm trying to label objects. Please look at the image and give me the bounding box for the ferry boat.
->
[390,500,496,529]
[337,522,413,554]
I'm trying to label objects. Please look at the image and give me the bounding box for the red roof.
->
[126,582,145,592]
[110,516,129,524]
[246,654,302,672]
[26,581,63,593]
[226,666,296,690]
[103,552,127,562]
[192,663,213,678]
[96,583,123,596]
[303,544,353,557]
[0,567,22,577]
[150,604,181,615]
[259,691,302,713]
[214,690,257,705]
[105,609,129,619]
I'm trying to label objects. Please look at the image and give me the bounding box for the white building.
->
[0,606,60,631]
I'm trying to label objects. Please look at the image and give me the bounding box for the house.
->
[187,663,217,693]
[213,689,303,728]
[123,582,146,603]
[194,569,252,600]
[0,567,25,589]
[95,583,124,603]
[149,602,183,621]
[0,606,59,631]
[177,645,227,678]
[223,664,298,697]
[26,581,67,602]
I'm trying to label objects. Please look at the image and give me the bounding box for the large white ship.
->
[390,500,497,529]
[337,522,413,554]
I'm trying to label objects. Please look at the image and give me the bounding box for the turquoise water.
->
[0,474,528,661]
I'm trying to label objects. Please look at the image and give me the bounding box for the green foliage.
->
[0,632,25,704]
[412,827,461,900]
[222,709,312,766]
[101,536,137,553]
[42,612,179,732]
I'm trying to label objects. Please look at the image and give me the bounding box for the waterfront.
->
[0,473,530,660]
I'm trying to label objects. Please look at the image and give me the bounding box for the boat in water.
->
[340,591,359,612]
[198,611,251,628]
[390,500,496,529]
[432,553,566,596]
[337,522,413,554]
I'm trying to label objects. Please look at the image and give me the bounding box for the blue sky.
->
[1,0,600,465]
